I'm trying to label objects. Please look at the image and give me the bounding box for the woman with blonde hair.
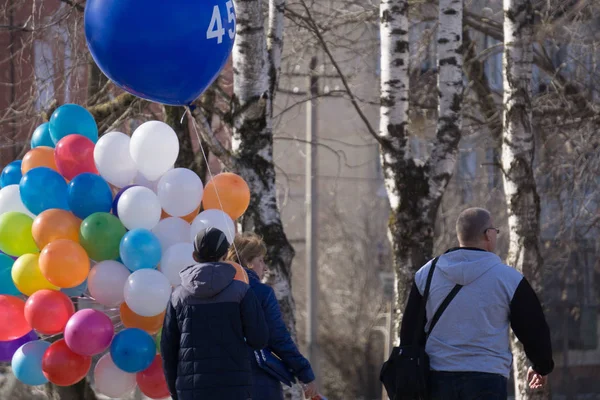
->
[226,232,319,400]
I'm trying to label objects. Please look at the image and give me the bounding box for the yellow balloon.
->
[0,212,39,257]
[11,254,59,296]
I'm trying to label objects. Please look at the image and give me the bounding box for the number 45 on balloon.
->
[206,1,236,44]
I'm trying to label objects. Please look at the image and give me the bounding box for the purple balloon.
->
[111,185,137,218]
[0,330,38,362]
[0,250,17,261]
[64,309,114,356]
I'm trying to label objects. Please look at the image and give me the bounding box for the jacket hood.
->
[179,262,236,298]
[436,248,504,286]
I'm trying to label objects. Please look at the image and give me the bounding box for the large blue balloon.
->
[0,330,37,362]
[120,229,162,272]
[0,160,22,188]
[49,104,98,144]
[11,340,51,385]
[20,167,70,215]
[0,253,18,296]
[31,123,55,148]
[110,328,156,373]
[68,173,113,220]
[85,0,236,105]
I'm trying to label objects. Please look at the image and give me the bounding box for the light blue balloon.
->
[120,229,161,272]
[67,173,113,220]
[19,167,69,215]
[61,279,88,297]
[11,340,51,386]
[110,328,156,373]
[49,104,98,144]
[31,123,55,148]
[0,161,22,188]
[0,253,18,295]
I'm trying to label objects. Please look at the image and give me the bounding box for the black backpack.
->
[380,257,462,400]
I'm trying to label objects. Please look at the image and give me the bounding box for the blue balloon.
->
[0,253,18,296]
[20,167,69,215]
[1,160,22,188]
[85,0,236,105]
[0,331,38,362]
[31,123,55,148]
[49,104,98,144]
[68,173,113,220]
[61,279,88,297]
[11,340,51,386]
[119,229,161,272]
[110,328,156,373]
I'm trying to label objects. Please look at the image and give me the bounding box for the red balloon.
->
[24,290,75,335]
[0,295,31,341]
[54,134,98,180]
[136,355,170,399]
[42,339,91,386]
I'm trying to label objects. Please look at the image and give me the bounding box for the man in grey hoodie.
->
[400,207,554,399]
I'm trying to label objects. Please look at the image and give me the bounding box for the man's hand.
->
[302,381,319,398]
[527,367,547,390]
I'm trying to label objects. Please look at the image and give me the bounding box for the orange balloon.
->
[0,295,31,341]
[22,146,59,174]
[161,204,200,224]
[202,173,250,220]
[227,262,249,284]
[120,303,165,335]
[42,339,91,386]
[32,209,81,249]
[39,239,90,288]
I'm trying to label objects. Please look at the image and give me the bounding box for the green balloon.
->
[0,212,38,256]
[79,212,126,261]
[156,330,162,354]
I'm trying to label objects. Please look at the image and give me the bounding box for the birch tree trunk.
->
[231,0,302,399]
[379,0,463,341]
[502,0,548,399]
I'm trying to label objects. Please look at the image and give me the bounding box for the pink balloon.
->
[64,309,114,356]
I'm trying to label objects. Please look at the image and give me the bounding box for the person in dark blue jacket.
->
[160,227,269,400]
[226,233,319,400]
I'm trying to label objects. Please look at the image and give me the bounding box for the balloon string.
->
[185,106,242,266]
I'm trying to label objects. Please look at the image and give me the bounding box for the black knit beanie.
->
[193,227,230,262]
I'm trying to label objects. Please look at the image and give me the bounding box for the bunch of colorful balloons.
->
[0,103,251,398]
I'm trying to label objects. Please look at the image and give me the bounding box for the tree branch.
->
[189,106,234,169]
[59,0,85,12]
[297,0,380,144]
[87,93,137,121]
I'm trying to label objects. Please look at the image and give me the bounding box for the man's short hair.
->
[456,208,492,244]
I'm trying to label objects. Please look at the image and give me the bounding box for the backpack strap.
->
[413,256,439,345]
[426,283,463,339]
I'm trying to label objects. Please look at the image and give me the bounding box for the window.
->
[485,147,497,190]
[484,35,503,91]
[458,148,476,203]
[33,39,55,111]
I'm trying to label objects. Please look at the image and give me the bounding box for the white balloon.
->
[94,353,137,398]
[157,168,204,217]
[88,260,130,307]
[0,185,35,217]
[124,269,172,317]
[160,243,195,286]
[93,132,137,188]
[152,217,191,253]
[130,121,179,181]
[117,186,161,230]
[190,209,235,244]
